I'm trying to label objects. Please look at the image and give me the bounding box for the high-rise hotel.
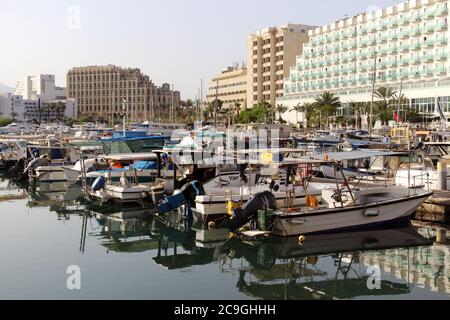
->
[280,0,450,122]
[67,65,180,122]
[247,24,316,108]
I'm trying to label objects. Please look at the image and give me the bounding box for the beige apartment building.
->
[247,24,316,108]
[206,65,247,109]
[67,65,180,123]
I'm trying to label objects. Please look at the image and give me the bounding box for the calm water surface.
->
[0,177,449,300]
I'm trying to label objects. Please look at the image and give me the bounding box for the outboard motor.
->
[221,191,277,231]
[157,181,205,214]
[91,176,106,192]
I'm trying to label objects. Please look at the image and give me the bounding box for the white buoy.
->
[208,221,216,230]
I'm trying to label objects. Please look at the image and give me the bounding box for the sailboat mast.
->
[369,52,378,137]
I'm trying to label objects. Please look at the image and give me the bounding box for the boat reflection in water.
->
[73,201,447,299]
[91,207,157,254]
[27,182,86,218]
[222,227,434,300]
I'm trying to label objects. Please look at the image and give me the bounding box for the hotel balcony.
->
[389,61,398,68]
[424,54,434,63]
[436,38,448,46]
[438,52,448,61]
[437,6,448,16]
[411,57,421,64]
[401,31,410,39]
[424,25,435,34]
[389,19,399,28]
[412,13,421,22]
[424,10,435,20]
[388,46,398,54]
[400,17,410,25]
[425,69,434,77]
[436,66,447,75]
[436,22,448,31]
[411,42,421,51]
[411,27,421,37]
[390,33,399,41]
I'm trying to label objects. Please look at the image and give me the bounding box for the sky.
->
[0,0,394,99]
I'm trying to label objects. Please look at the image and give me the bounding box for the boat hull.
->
[271,193,431,237]
[32,167,67,183]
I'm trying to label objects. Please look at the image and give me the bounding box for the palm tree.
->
[10,111,18,122]
[314,92,342,128]
[232,102,242,125]
[392,93,408,123]
[302,102,315,129]
[293,103,304,128]
[349,102,370,129]
[374,87,398,125]
[275,104,289,124]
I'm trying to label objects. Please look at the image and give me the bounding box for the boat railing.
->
[411,172,430,193]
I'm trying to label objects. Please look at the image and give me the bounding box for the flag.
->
[436,98,447,123]
[394,112,401,123]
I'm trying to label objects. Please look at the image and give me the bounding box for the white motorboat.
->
[269,186,431,237]
[218,159,431,237]
[192,182,324,224]
[87,171,162,204]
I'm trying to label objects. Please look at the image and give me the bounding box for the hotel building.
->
[279,0,450,123]
[67,65,180,122]
[247,24,316,108]
[206,65,247,109]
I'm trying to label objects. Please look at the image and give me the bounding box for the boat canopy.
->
[102,153,158,161]
[308,150,408,162]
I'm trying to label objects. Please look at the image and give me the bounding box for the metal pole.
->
[397,78,403,127]
[214,80,219,128]
[122,99,127,138]
[369,52,378,137]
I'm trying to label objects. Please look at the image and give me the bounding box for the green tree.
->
[237,103,270,124]
[0,117,13,127]
[293,103,304,128]
[314,92,342,128]
[374,87,397,125]
[10,112,18,122]
[275,104,289,124]
[349,102,370,129]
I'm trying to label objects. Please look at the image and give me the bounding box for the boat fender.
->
[299,235,306,245]
[91,176,106,192]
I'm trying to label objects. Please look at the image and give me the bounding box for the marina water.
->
[0,176,448,300]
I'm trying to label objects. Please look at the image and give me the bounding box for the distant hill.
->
[0,83,12,93]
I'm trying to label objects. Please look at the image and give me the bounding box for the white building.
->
[2,74,77,122]
[14,74,58,101]
[279,0,450,125]
[0,94,77,122]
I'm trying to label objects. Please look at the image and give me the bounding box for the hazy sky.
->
[0,0,394,98]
